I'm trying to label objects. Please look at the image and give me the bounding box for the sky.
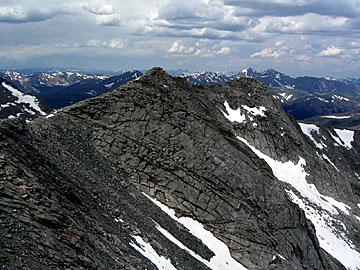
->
[1,0,360,77]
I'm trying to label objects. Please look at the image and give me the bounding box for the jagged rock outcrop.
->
[1,68,359,269]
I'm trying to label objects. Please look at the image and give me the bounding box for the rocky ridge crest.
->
[1,67,359,269]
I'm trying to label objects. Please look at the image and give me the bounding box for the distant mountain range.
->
[36,71,142,109]
[0,70,142,109]
[180,68,360,96]
[179,68,360,129]
[1,67,360,129]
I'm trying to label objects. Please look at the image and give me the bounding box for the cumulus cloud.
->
[251,47,284,59]
[85,39,125,49]
[168,40,186,53]
[83,0,114,15]
[96,14,122,26]
[168,40,195,54]
[167,39,231,58]
[216,47,231,55]
[318,46,344,56]
[86,39,102,47]
[106,39,125,49]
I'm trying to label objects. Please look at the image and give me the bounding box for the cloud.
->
[225,0,359,18]
[96,14,122,26]
[106,39,125,49]
[83,0,114,15]
[146,0,255,40]
[216,47,231,55]
[86,39,102,47]
[251,47,284,59]
[168,40,195,54]
[296,54,311,61]
[168,40,186,53]
[0,5,59,23]
[167,39,230,58]
[318,46,344,56]
[256,14,349,36]
[0,1,84,24]
[275,40,284,46]
[56,38,125,49]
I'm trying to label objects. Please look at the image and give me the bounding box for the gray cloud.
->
[225,0,360,18]
[147,0,254,39]
[0,6,60,23]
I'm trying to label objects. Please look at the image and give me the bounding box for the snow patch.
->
[237,136,350,215]
[86,90,97,96]
[114,218,124,223]
[319,153,339,172]
[315,97,329,103]
[222,101,246,123]
[321,115,351,119]
[241,68,248,77]
[155,222,224,269]
[279,93,293,100]
[299,123,327,149]
[2,82,46,116]
[143,193,248,270]
[333,128,354,149]
[242,105,267,117]
[332,95,349,102]
[105,82,115,88]
[237,136,360,270]
[286,190,360,270]
[130,235,177,270]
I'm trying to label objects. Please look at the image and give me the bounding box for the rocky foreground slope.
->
[1,68,360,269]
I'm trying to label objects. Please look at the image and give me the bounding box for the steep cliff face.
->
[1,68,359,269]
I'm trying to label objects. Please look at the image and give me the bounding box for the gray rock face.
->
[1,67,358,269]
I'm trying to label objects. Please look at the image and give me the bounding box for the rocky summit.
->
[1,67,360,269]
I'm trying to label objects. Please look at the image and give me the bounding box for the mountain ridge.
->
[2,67,360,128]
[1,67,359,269]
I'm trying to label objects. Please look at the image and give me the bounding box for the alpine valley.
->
[0,67,360,269]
